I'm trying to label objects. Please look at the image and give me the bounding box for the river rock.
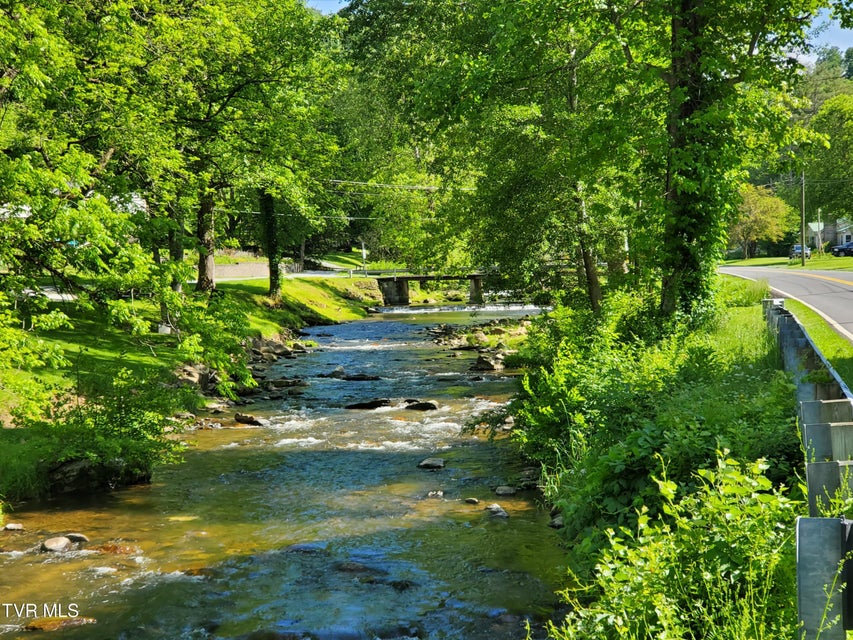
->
[484,503,509,518]
[93,542,140,554]
[23,617,97,632]
[417,457,445,470]
[41,536,73,553]
[266,377,305,389]
[65,533,90,543]
[494,486,516,496]
[4,523,24,531]
[404,401,438,411]
[548,515,565,529]
[471,353,505,372]
[342,373,382,381]
[465,497,480,505]
[344,398,391,410]
[234,412,265,426]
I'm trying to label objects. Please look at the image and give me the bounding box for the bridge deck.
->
[375,274,483,282]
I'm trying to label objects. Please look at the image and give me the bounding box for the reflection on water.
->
[0,309,566,639]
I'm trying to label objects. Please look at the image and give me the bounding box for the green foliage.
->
[549,456,801,640]
[509,278,799,571]
[728,185,796,259]
[3,367,187,502]
[173,291,255,398]
[806,94,853,220]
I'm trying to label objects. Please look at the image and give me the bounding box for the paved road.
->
[719,265,853,341]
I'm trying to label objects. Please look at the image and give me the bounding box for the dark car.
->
[789,244,811,259]
[832,241,853,257]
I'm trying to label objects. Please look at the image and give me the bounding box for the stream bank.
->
[0,307,567,640]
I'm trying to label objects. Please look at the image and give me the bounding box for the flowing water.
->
[0,308,567,640]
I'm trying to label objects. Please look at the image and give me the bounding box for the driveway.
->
[719,265,853,341]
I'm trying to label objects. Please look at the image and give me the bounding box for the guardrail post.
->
[797,517,847,639]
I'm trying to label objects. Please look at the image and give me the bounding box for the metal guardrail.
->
[764,298,853,639]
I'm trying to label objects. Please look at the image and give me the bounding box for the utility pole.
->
[818,208,823,255]
[801,169,806,267]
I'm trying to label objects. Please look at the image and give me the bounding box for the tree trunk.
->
[577,191,602,313]
[259,189,281,297]
[659,0,713,317]
[168,224,184,295]
[195,193,216,293]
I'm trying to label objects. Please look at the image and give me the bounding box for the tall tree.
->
[728,184,794,259]
[806,94,853,221]
[344,0,830,315]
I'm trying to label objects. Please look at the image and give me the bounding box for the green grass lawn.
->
[0,276,381,423]
[724,255,853,270]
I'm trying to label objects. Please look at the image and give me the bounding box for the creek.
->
[0,308,567,640]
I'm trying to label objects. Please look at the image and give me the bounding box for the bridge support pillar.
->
[377,278,410,305]
[468,277,484,304]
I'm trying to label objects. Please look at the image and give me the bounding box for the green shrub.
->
[508,279,799,570]
[3,367,187,502]
[548,456,800,640]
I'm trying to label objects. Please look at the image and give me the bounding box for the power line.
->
[214,207,382,220]
[328,179,475,192]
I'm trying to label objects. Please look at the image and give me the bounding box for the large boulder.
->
[344,399,391,410]
[404,401,438,411]
[471,353,505,372]
[41,536,73,553]
[48,458,151,495]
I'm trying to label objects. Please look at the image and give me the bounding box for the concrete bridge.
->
[376,274,485,305]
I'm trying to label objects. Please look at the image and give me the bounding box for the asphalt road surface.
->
[719,265,853,341]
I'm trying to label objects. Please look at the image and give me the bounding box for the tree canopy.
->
[2,0,853,377]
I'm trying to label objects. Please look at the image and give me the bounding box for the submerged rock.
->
[23,617,97,632]
[484,503,509,518]
[417,457,446,470]
[341,373,382,381]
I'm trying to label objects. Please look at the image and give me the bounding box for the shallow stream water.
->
[0,308,567,639]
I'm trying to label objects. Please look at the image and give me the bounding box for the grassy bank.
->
[506,277,804,638]
[782,298,853,388]
[0,275,381,511]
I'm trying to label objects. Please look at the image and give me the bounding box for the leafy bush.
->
[508,278,799,570]
[548,456,800,640]
[172,291,255,398]
[3,367,187,502]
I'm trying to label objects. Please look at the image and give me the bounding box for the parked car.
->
[789,244,811,259]
[832,241,853,257]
